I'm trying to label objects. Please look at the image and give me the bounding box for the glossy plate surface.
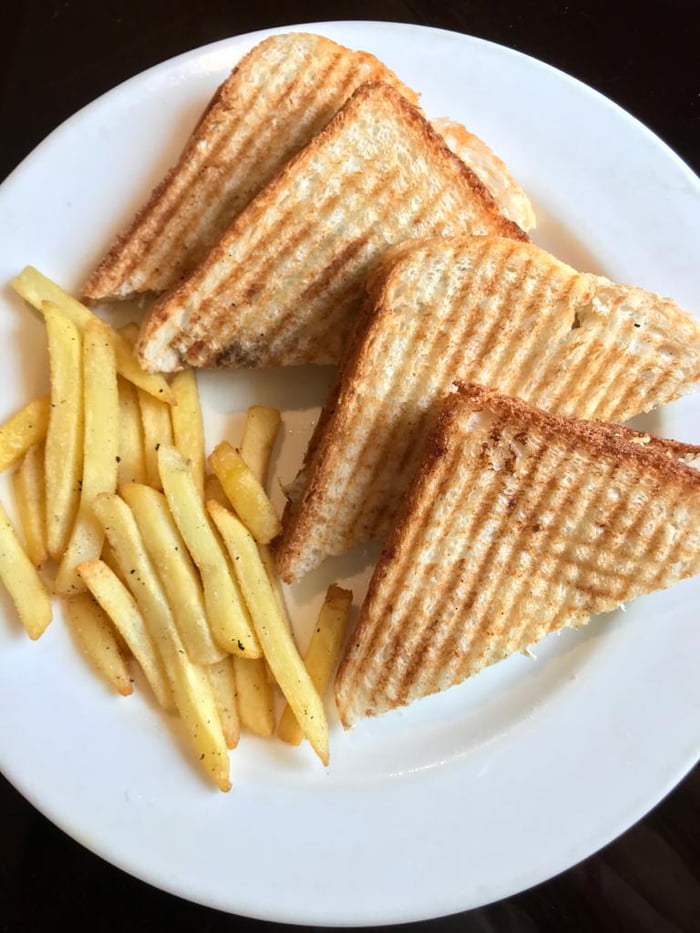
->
[0,21,698,926]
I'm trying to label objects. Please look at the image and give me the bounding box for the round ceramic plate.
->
[0,21,698,926]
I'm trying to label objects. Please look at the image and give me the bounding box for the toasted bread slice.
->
[276,236,700,583]
[432,118,535,231]
[82,34,417,302]
[137,83,526,372]
[335,384,700,725]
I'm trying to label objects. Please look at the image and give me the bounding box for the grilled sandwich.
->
[136,83,527,372]
[335,384,700,726]
[276,236,700,583]
[82,33,417,302]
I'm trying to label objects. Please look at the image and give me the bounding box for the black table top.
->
[1,2,698,931]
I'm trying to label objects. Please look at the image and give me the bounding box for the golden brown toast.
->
[81,33,417,302]
[276,236,700,583]
[136,83,526,372]
[335,384,700,726]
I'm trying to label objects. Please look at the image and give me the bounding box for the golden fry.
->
[11,267,174,403]
[170,369,205,494]
[0,501,52,639]
[158,445,259,657]
[90,495,230,790]
[121,482,224,665]
[0,397,50,472]
[234,657,275,737]
[208,500,328,764]
[208,441,282,543]
[65,593,133,696]
[43,302,83,558]
[118,322,140,346]
[208,658,241,749]
[77,559,173,710]
[55,322,119,596]
[12,443,48,567]
[138,390,173,489]
[240,405,281,487]
[278,585,352,746]
[117,377,147,486]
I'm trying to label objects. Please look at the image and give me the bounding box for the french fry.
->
[121,482,224,665]
[12,443,48,567]
[138,390,173,490]
[77,559,173,710]
[208,658,241,749]
[208,500,328,764]
[240,405,281,486]
[234,658,275,737]
[55,322,119,596]
[0,501,52,639]
[90,495,230,790]
[117,378,147,486]
[170,369,205,494]
[11,267,175,404]
[209,441,282,543]
[278,585,352,746]
[65,593,133,696]
[158,445,260,657]
[0,397,50,472]
[43,302,84,558]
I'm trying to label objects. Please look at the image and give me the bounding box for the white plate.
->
[1,21,699,926]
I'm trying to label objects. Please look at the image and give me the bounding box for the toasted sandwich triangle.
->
[335,384,700,726]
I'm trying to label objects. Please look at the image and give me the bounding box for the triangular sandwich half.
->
[82,33,417,302]
[136,83,527,372]
[276,236,700,582]
[336,384,700,726]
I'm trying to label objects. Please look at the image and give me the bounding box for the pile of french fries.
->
[0,267,353,791]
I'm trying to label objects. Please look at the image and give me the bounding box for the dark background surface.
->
[1,2,698,931]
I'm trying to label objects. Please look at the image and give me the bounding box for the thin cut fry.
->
[0,397,50,472]
[209,441,282,543]
[121,482,224,665]
[208,500,328,764]
[43,301,83,558]
[90,495,230,790]
[65,593,133,696]
[170,369,205,494]
[234,657,275,737]
[138,390,173,489]
[11,267,175,403]
[208,658,241,749]
[55,322,119,595]
[240,405,281,486]
[158,445,260,657]
[278,585,352,746]
[12,443,48,567]
[0,501,52,639]
[117,377,147,486]
[77,559,173,710]
[204,473,228,507]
